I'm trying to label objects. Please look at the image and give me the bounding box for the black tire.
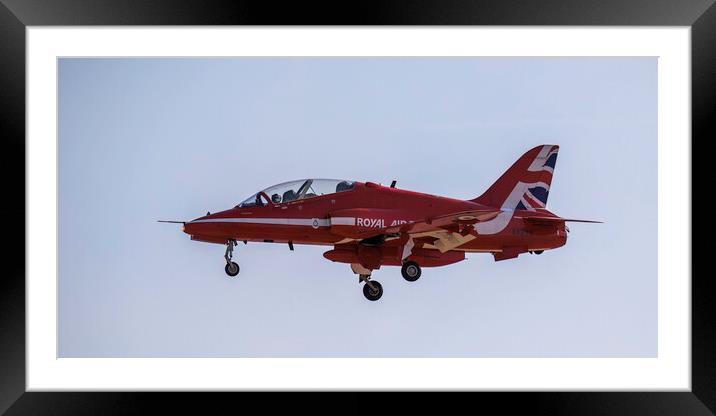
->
[401,261,421,282]
[362,281,383,301]
[533,250,544,255]
[225,261,240,277]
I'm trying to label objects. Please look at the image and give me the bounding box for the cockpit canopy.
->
[238,179,355,207]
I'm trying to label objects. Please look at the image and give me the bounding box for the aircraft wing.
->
[354,208,502,239]
[349,210,599,257]
[344,208,499,256]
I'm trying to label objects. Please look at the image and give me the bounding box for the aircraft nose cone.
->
[183,217,206,235]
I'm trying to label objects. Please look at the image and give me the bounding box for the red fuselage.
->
[182,181,567,268]
[170,145,596,301]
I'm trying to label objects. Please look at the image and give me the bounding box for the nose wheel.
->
[225,262,240,276]
[224,240,240,277]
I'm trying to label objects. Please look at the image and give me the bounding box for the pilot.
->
[283,189,297,202]
[336,181,353,192]
[272,193,282,204]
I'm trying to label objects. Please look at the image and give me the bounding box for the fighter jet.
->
[160,145,600,301]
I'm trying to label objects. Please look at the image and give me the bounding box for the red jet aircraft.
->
[161,145,600,301]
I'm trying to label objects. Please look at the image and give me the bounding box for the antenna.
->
[390,180,397,188]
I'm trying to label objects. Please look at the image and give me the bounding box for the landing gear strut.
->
[224,239,240,277]
[360,274,383,301]
[401,261,421,282]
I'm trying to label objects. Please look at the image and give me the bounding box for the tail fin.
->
[472,144,559,211]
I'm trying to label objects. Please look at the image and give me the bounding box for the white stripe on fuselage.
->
[330,217,356,226]
[190,218,331,227]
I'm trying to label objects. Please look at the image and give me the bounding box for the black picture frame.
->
[1,0,710,414]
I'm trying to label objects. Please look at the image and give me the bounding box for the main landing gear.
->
[401,261,422,282]
[360,274,383,301]
[224,239,240,277]
[351,260,424,301]
[351,264,383,301]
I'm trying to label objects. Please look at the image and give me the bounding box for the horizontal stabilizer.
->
[520,216,602,224]
[560,218,602,223]
[158,220,186,224]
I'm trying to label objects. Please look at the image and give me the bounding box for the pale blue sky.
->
[58,58,656,357]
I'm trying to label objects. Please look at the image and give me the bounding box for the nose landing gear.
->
[224,240,240,277]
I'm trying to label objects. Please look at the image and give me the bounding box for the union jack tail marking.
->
[472,145,559,210]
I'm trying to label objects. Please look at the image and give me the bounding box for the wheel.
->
[362,281,383,301]
[225,261,240,277]
[533,250,544,255]
[401,261,421,282]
